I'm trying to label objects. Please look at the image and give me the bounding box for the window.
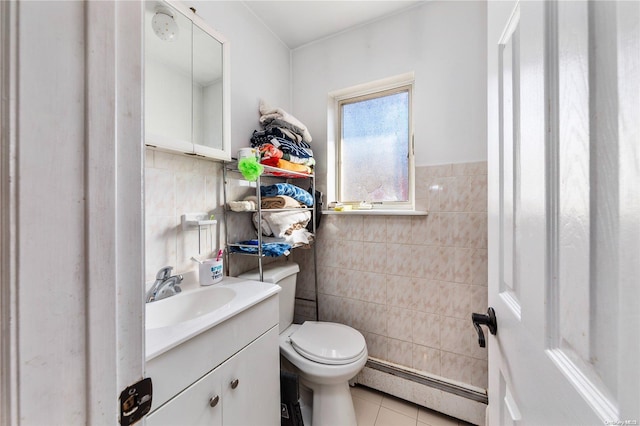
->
[336,82,414,209]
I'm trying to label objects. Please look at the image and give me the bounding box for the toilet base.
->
[299,385,313,426]
[300,378,357,426]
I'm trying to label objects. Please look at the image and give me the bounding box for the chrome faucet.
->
[146,266,183,303]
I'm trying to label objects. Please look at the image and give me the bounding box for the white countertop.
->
[145,276,281,361]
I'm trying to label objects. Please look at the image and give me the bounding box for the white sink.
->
[145,276,281,361]
[146,286,236,329]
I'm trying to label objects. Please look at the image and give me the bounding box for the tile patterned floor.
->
[350,385,476,426]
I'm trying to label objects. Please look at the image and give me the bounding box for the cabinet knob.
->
[230,379,239,389]
[209,395,219,407]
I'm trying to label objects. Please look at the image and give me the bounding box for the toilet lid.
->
[289,322,366,365]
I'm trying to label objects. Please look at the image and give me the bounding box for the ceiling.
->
[243,1,427,50]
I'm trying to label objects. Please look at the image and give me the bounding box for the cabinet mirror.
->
[144,1,230,160]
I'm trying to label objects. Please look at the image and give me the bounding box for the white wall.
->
[187,1,291,153]
[291,1,487,177]
[288,4,488,419]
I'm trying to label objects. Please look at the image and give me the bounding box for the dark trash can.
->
[280,371,304,426]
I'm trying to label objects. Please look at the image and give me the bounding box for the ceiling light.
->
[152,8,179,42]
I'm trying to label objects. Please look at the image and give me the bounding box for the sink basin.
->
[145,276,281,361]
[146,286,236,329]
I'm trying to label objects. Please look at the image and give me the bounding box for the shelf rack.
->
[222,161,319,320]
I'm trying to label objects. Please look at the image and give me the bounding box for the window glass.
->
[339,88,410,203]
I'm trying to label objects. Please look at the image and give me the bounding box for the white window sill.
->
[322,209,428,216]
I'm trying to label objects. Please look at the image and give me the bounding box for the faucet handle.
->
[156,266,173,281]
[154,276,182,301]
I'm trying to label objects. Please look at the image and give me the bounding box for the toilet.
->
[239,261,368,426]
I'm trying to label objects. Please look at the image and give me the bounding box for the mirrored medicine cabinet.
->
[145,0,230,160]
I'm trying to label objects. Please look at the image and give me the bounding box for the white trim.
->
[616,0,640,418]
[498,3,521,47]
[327,72,416,208]
[323,209,428,216]
[86,1,119,419]
[86,1,145,423]
[545,0,561,353]
[0,1,19,423]
[546,349,618,422]
[328,72,415,101]
[499,291,522,321]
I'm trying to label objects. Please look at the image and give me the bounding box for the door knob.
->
[230,379,239,389]
[471,307,497,348]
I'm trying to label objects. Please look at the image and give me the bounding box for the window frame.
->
[334,81,415,210]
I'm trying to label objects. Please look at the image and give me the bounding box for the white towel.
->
[253,210,311,238]
[228,200,256,212]
[227,195,259,212]
[259,99,313,143]
[261,229,315,248]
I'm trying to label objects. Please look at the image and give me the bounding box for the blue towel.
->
[260,183,314,207]
[230,240,291,257]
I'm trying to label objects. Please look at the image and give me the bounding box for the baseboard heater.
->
[364,357,488,405]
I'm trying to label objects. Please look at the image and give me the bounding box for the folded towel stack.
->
[247,100,315,173]
[261,195,303,209]
[227,183,316,252]
[259,99,312,143]
[253,210,311,239]
[228,194,304,212]
[260,183,314,207]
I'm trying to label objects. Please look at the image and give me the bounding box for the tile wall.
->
[293,161,489,390]
[145,148,285,283]
[144,149,227,282]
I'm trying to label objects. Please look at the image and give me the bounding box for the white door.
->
[1,1,144,424]
[486,1,640,425]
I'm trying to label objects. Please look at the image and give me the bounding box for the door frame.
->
[1,1,144,423]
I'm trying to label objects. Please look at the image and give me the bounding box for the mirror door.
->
[192,23,223,152]
[145,1,193,152]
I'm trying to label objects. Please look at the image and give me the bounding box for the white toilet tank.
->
[238,261,299,333]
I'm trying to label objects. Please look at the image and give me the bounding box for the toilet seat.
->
[289,322,366,365]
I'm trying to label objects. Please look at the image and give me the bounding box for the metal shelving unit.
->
[223,161,319,320]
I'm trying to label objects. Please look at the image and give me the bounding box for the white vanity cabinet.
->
[145,283,280,426]
[146,326,279,426]
[144,0,231,161]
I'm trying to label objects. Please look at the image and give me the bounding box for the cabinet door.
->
[144,1,230,160]
[144,1,194,154]
[221,326,280,426]
[191,22,230,161]
[146,366,223,426]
